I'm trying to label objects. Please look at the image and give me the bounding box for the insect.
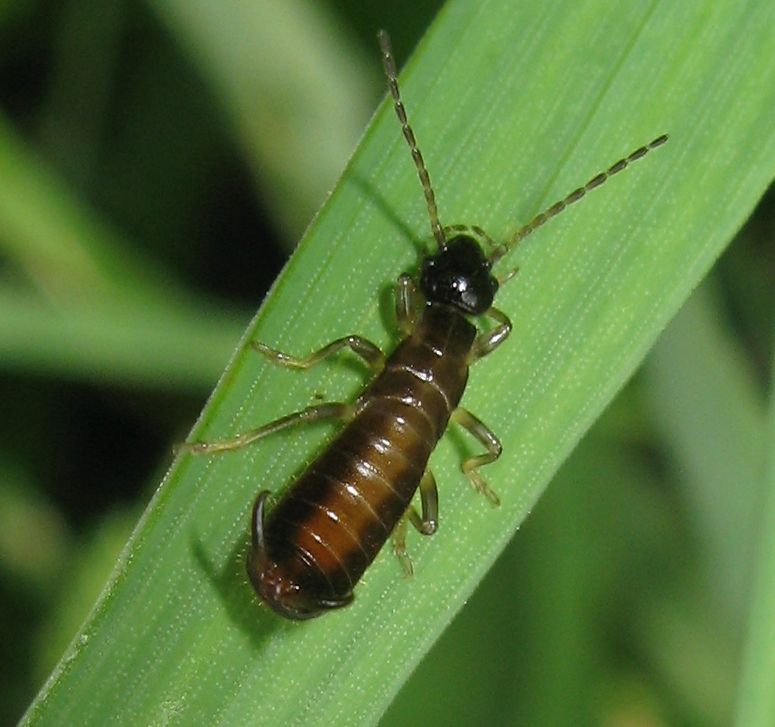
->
[179,31,667,620]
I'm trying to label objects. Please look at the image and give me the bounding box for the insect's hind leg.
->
[176,402,355,455]
[392,469,439,576]
[253,336,385,373]
[451,407,502,506]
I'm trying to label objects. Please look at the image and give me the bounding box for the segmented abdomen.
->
[260,304,477,613]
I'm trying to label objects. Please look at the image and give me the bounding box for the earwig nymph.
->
[179,31,667,620]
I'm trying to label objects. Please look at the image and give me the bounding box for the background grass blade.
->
[0,285,242,389]
[150,0,373,243]
[647,285,766,624]
[0,109,244,387]
[16,0,775,725]
[733,331,775,726]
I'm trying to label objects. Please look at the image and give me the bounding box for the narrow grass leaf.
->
[22,1,775,725]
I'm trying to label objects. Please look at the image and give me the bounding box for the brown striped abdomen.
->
[251,304,477,619]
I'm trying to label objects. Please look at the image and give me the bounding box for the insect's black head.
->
[420,235,499,315]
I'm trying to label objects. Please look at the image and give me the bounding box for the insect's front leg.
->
[253,335,385,373]
[470,307,512,361]
[451,407,502,506]
[395,273,422,335]
[176,402,355,455]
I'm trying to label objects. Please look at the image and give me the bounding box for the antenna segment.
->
[378,30,446,250]
[489,134,669,263]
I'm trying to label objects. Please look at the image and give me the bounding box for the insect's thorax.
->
[362,301,476,429]
[411,302,478,364]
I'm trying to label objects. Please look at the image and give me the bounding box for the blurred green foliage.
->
[0,1,773,725]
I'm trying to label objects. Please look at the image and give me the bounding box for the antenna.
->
[489,134,669,263]
[378,30,446,250]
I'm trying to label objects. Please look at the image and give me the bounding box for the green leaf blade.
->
[22,0,775,725]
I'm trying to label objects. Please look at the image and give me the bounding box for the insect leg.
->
[176,402,355,455]
[253,336,385,373]
[392,517,413,576]
[451,407,502,506]
[407,469,439,535]
[470,307,512,361]
[392,470,438,576]
[396,273,422,335]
